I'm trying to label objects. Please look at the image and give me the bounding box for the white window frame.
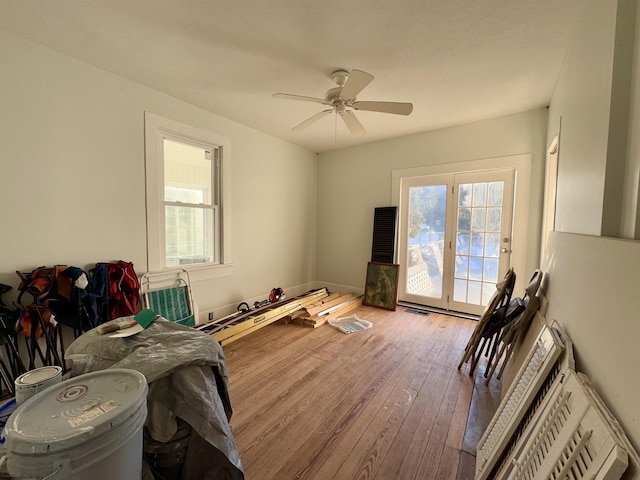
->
[164,179,215,266]
[145,112,232,280]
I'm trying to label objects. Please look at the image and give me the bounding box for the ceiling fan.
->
[273,69,413,136]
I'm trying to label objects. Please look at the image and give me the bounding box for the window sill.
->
[173,262,233,282]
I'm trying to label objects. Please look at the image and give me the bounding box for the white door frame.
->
[541,135,559,264]
[392,154,531,301]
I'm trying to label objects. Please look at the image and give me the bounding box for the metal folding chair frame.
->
[140,268,197,326]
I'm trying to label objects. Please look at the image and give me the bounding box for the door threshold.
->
[398,301,480,321]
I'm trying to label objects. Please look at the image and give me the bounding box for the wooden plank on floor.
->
[212,289,328,344]
[305,292,354,316]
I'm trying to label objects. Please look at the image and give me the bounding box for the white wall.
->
[315,109,548,292]
[0,30,317,317]
[623,0,640,238]
[541,0,640,459]
[547,0,635,237]
[543,232,640,457]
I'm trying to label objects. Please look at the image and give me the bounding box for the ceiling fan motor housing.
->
[330,70,349,87]
[325,87,344,105]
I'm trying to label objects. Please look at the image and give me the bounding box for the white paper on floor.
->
[328,314,373,334]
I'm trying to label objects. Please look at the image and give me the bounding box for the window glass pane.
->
[165,186,205,204]
[481,282,495,305]
[471,208,486,231]
[469,257,483,281]
[472,183,487,207]
[483,258,498,283]
[485,233,500,257]
[164,139,212,205]
[467,281,482,304]
[458,184,472,207]
[470,233,485,256]
[456,232,470,255]
[486,207,502,231]
[487,182,504,206]
[455,255,469,278]
[458,208,471,231]
[165,206,213,266]
[453,279,467,302]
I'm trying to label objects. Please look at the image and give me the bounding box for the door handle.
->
[501,247,511,253]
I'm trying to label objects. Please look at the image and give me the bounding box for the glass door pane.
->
[452,181,503,305]
[397,175,452,310]
[449,170,514,315]
[406,184,447,299]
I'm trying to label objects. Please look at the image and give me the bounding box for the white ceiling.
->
[0,0,582,153]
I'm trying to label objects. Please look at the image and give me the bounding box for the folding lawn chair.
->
[140,269,198,327]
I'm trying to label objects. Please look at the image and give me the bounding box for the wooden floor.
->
[223,305,478,480]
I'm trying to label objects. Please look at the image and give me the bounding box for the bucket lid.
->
[4,368,147,455]
[15,366,62,386]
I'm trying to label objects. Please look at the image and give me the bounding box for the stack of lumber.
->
[282,292,363,328]
[204,288,330,346]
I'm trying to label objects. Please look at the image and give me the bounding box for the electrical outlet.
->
[208,311,214,321]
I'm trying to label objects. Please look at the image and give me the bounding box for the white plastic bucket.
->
[14,366,63,405]
[3,368,148,480]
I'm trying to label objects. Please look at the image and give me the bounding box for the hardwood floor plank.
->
[330,313,453,480]
[436,445,463,480]
[330,330,443,479]
[235,311,409,479]
[275,313,444,480]
[224,306,479,480]
[446,364,475,450]
[372,316,473,480]
[413,370,466,480]
[416,321,477,479]
[258,310,428,478]
[457,450,477,480]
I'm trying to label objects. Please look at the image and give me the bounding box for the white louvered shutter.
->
[507,370,628,480]
[475,324,565,480]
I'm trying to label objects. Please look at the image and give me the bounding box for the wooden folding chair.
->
[484,269,543,383]
[140,269,197,326]
[458,267,516,376]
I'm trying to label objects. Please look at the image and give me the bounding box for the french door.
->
[397,169,515,316]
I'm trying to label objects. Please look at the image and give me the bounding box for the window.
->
[145,113,232,277]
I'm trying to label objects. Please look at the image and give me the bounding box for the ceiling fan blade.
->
[341,110,366,136]
[292,109,333,132]
[340,70,374,101]
[353,101,413,115]
[273,93,330,105]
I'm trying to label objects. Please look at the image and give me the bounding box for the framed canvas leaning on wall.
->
[363,262,399,311]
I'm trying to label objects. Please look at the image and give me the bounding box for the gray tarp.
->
[65,318,244,480]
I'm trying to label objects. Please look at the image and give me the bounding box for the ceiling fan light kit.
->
[273,69,413,137]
